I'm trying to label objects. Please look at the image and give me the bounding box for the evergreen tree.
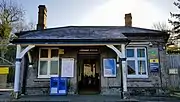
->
[169,0,180,33]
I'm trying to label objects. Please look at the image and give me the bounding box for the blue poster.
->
[150,63,159,72]
[103,58,116,77]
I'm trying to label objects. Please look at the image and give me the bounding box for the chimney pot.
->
[125,13,132,27]
[37,5,47,30]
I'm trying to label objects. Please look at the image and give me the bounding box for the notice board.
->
[103,58,116,77]
[61,58,74,77]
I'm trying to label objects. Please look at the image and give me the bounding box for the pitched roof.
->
[12,26,168,44]
[16,26,164,39]
[17,26,128,40]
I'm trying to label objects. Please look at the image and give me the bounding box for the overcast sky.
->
[15,0,179,29]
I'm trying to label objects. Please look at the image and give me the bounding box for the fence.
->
[166,54,180,90]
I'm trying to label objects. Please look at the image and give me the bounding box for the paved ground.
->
[134,96,180,102]
[0,94,138,102]
[1,92,180,102]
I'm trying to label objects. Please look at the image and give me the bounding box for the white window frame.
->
[126,47,148,78]
[38,48,59,78]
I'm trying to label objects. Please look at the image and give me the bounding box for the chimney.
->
[37,5,47,30]
[124,13,132,27]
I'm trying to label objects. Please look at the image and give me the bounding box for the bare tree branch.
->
[152,22,171,32]
[0,0,25,24]
[12,20,36,33]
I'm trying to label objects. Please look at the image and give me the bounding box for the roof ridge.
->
[17,26,162,33]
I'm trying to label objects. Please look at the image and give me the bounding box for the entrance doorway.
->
[77,54,100,94]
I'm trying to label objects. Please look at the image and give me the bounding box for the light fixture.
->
[29,65,33,68]
[149,42,153,47]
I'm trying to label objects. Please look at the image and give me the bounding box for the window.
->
[126,47,148,78]
[38,48,59,78]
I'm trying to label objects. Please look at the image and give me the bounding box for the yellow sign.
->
[0,67,9,74]
[59,49,64,54]
[150,59,159,63]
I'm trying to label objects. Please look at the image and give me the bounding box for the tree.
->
[12,20,36,33]
[0,0,25,38]
[169,0,180,34]
[0,0,25,58]
[152,22,177,52]
[152,22,173,43]
[0,0,36,66]
[152,22,171,32]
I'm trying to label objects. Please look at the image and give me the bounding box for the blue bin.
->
[58,77,67,95]
[50,77,67,95]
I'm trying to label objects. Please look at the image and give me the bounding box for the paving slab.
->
[0,94,138,102]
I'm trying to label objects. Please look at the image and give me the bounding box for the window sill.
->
[37,75,58,79]
[127,75,148,79]
[34,78,50,82]
[127,78,151,82]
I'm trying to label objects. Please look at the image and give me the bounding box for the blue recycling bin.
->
[58,77,67,95]
[50,77,67,95]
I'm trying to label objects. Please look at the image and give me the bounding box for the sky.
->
[14,0,179,29]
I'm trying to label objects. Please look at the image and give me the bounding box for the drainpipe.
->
[21,54,29,95]
[119,58,124,99]
[157,42,163,94]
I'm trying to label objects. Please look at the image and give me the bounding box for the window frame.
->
[38,48,59,78]
[126,47,148,78]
